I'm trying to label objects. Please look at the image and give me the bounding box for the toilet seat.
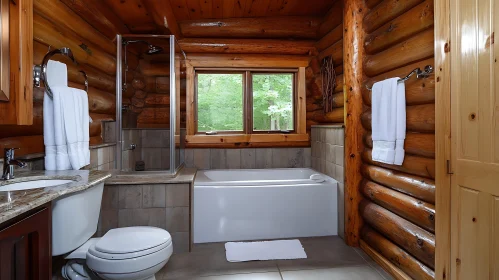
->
[86,227,173,275]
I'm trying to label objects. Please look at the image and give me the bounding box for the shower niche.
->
[116,35,186,175]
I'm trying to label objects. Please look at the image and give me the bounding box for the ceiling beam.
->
[60,0,130,40]
[179,16,322,39]
[142,0,183,39]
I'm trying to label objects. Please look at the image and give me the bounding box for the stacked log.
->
[306,4,344,131]
[355,0,437,277]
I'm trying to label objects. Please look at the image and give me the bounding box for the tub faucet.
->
[2,148,27,180]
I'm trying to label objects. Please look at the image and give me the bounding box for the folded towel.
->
[371,77,406,165]
[44,60,69,170]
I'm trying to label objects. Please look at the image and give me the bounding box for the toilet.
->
[51,182,173,280]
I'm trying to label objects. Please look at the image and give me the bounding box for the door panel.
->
[450,0,498,278]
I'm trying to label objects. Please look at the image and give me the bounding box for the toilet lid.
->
[95,227,172,254]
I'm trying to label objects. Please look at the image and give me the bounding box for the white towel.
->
[44,60,69,170]
[371,78,406,165]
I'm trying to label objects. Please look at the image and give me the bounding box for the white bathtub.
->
[193,168,338,243]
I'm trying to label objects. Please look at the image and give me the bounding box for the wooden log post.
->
[360,200,435,269]
[343,0,365,246]
[361,226,435,280]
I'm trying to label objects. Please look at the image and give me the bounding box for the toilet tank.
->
[52,182,104,256]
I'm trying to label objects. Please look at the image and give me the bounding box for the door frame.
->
[434,0,452,279]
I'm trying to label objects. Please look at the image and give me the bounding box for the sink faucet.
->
[2,148,27,180]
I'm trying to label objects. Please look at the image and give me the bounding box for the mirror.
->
[0,0,9,101]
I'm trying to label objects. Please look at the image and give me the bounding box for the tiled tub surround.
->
[98,182,192,254]
[185,147,311,170]
[0,144,116,172]
[310,125,345,238]
[122,129,171,171]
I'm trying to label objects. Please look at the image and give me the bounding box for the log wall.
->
[357,0,436,279]
[305,1,344,131]
[0,0,125,157]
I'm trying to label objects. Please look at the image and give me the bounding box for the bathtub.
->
[193,168,338,243]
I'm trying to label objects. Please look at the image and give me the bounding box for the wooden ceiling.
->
[61,0,340,38]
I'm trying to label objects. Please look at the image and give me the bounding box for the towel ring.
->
[33,47,88,99]
[365,65,433,91]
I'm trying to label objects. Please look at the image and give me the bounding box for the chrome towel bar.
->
[33,47,88,99]
[366,65,433,91]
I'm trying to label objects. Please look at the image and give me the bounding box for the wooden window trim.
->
[186,58,308,148]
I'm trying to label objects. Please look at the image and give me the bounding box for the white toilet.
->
[52,182,173,280]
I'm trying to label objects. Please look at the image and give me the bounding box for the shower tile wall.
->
[122,129,170,171]
[97,183,191,254]
[184,147,311,170]
[310,125,345,239]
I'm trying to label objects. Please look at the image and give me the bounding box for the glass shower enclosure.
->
[115,35,186,175]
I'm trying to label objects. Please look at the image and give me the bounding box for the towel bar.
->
[365,65,433,91]
[33,47,88,99]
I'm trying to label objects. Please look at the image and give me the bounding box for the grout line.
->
[353,248,391,280]
[277,262,284,280]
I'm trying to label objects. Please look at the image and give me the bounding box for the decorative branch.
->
[320,56,337,113]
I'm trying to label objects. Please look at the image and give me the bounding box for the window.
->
[195,70,295,134]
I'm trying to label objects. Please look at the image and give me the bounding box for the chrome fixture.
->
[2,148,27,180]
[33,47,89,99]
[365,65,433,91]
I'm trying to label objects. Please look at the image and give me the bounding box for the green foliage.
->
[197,73,294,132]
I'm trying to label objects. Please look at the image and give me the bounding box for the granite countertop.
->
[105,167,197,185]
[0,170,111,225]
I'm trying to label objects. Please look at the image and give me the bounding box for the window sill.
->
[185,133,310,148]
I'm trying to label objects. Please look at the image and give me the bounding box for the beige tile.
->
[193,149,210,169]
[103,121,116,143]
[241,148,256,169]
[337,128,345,146]
[325,144,335,163]
[98,162,110,171]
[335,165,344,183]
[161,148,171,170]
[166,207,189,232]
[172,232,190,254]
[326,128,336,144]
[226,149,241,169]
[184,149,194,168]
[98,209,118,234]
[90,149,98,168]
[334,145,344,166]
[143,184,167,208]
[102,186,119,209]
[288,148,304,168]
[325,161,336,178]
[319,128,326,142]
[97,147,107,166]
[118,208,167,229]
[166,184,190,207]
[142,130,167,148]
[271,148,287,168]
[303,148,311,167]
[338,183,345,239]
[118,185,142,209]
[210,149,227,169]
[255,148,272,169]
[193,272,282,280]
[142,147,163,170]
[281,265,384,280]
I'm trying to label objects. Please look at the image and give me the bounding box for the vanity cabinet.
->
[0,203,51,279]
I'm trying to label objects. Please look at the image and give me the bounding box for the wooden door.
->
[450,0,499,278]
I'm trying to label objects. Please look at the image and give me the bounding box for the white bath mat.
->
[225,239,307,262]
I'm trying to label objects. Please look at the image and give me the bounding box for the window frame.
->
[194,68,298,135]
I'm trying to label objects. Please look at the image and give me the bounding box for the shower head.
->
[123,40,163,55]
[146,44,163,55]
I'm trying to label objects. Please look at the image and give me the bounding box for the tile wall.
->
[122,129,171,171]
[310,125,345,238]
[184,147,311,170]
[98,183,191,253]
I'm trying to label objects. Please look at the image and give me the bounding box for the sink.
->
[0,179,74,192]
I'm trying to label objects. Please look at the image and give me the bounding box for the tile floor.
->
[156,236,394,280]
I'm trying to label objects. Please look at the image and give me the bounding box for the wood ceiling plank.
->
[60,0,130,40]
[199,0,213,18]
[212,0,224,18]
[185,0,203,19]
[170,0,191,21]
[142,0,183,38]
[222,0,235,18]
[104,0,158,33]
[232,0,246,18]
[266,0,285,16]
